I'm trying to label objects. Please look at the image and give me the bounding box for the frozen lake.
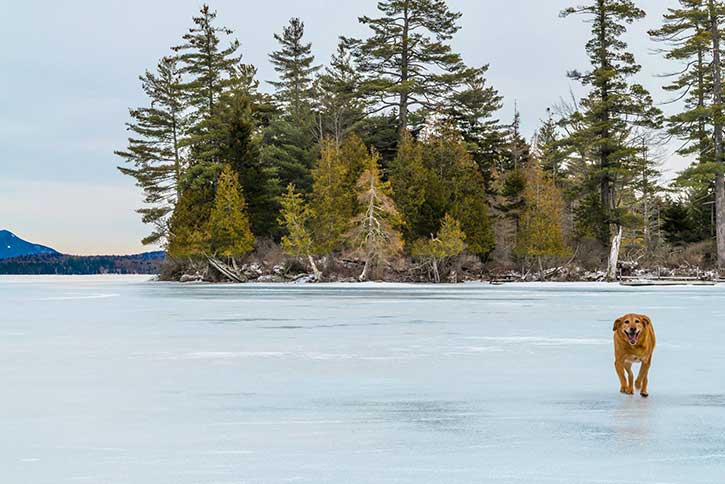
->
[1,276,724,483]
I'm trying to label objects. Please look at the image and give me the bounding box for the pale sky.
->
[0,0,688,255]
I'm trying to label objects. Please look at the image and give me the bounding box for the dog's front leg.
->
[635,358,652,397]
[615,360,630,394]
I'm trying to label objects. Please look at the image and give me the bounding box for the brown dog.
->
[613,313,656,397]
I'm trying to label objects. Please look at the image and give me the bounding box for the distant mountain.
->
[0,230,59,259]
[0,251,165,275]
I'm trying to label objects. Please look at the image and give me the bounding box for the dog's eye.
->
[624,320,630,324]
[635,320,640,324]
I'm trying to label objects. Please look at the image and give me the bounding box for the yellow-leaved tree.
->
[278,184,321,280]
[514,163,570,277]
[208,164,255,259]
[347,149,403,281]
[411,213,466,283]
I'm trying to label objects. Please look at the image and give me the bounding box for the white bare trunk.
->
[432,258,440,283]
[359,259,370,282]
[307,254,322,282]
[607,226,623,281]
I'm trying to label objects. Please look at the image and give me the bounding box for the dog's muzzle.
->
[625,328,639,345]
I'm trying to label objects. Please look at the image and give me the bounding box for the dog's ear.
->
[613,317,623,331]
[640,315,651,327]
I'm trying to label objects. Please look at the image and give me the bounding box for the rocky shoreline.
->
[161,255,724,284]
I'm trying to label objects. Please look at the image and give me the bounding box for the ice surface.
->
[1,276,725,483]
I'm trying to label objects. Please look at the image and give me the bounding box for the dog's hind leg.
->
[636,358,652,397]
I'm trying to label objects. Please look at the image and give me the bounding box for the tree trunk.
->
[307,254,322,281]
[607,225,623,281]
[207,256,246,283]
[712,1,725,270]
[596,0,613,247]
[717,175,725,270]
[432,258,440,283]
[399,0,410,131]
[538,256,544,281]
[359,259,370,282]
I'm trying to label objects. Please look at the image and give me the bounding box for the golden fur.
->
[613,313,656,397]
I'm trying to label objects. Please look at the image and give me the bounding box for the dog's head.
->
[613,313,651,345]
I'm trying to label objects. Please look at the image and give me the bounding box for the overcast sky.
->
[0,0,688,255]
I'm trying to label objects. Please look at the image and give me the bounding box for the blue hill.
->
[0,230,59,259]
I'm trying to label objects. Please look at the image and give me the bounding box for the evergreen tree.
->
[706,0,725,268]
[347,151,404,280]
[217,84,279,236]
[446,67,505,188]
[357,113,401,163]
[208,164,255,257]
[514,163,570,276]
[172,4,241,162]
[498,108,531,172]
[561,0,663,278]
[651,1,725,268]
[310,138,354,254]
[339,133,371,196]
[534,109,570,186]
[314,41,367,146]
[411,213,466,283]
[269,17,320,122]
[263,18,319,193]
[650,1,713,165]
[420,128,495,256]
[278,184,321,279]
[116,56,186,246]
[345,0,484,131]
[389,131,427,245]
[167,185,214,258]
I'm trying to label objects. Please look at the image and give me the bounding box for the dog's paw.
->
[640,392,649,398]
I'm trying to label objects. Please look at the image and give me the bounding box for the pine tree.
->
[514,163,570,276]
[314,41,367,146]
[534,109,569,186]
[411,213,466,283]
[172,4,241,161]
[650,1,713,165]
[561,0,663,278]
[345,0,484,131]
[208,164,255,257]
[278,184,321,279]
[310,138,354,254]
[446,67,505,187]
[263,18,319,193]
[650,1,725,268]
[116,56,186,246]
[347,151,404,280]
[706,1,725,269]
[269,17,320,123]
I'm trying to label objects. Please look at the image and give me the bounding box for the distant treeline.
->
[116,1,725,283]
[0,252,165,275]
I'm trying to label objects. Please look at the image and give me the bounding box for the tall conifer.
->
[116,57,186,246]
